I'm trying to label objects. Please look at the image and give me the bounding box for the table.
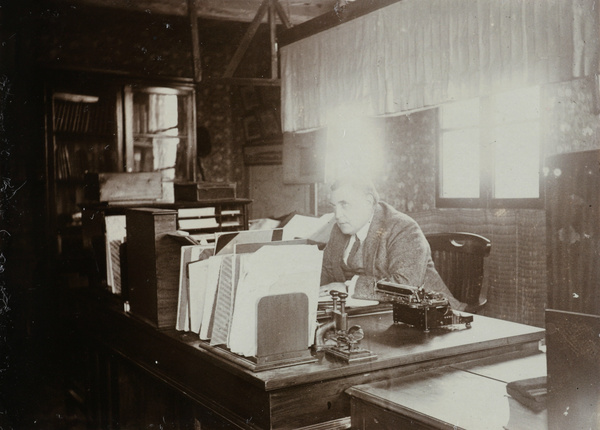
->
[76,291,544,429]
[347,352,547,429]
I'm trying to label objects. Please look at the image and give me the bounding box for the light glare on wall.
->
[325,106,384,183]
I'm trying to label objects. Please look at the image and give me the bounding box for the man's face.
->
[329,184,375,235]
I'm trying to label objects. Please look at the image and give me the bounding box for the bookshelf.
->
[46,72,198,275]
[48,81,122,276]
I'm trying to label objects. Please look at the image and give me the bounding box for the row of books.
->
[56,142,115,180]
[175,231,323,358]
[53,97,113,134]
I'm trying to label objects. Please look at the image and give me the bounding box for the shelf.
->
[133,133,188,139]
[56,178,86,185]
[54,131,116,141]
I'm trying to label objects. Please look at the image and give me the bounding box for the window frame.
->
[436,92,544,210]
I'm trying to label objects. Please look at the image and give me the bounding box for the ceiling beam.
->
[222,0,270,79]
[222,0,292,84]
[55,0,336,25]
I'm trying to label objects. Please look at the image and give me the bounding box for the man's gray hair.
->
[330,176,380,206]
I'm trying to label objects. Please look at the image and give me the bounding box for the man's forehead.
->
[329,185,368,204]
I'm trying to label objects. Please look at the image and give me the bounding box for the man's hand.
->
[319,282,348,297]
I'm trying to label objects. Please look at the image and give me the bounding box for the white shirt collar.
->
[355,213,373,242]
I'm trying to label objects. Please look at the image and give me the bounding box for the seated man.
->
[320,176,467,311]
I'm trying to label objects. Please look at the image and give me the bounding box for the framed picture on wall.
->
[243,115,262,141]
[240,86,260,111]
[258,109,281,138]
[243,144,283,165]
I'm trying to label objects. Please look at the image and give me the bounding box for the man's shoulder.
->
[377,201,419,227]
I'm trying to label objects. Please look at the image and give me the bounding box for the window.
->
[437,86,542,208]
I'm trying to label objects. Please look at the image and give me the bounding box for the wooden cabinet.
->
[545,149,600,315]
[544,150,600,430]
[123,84,196,202]
[47,77,123,271]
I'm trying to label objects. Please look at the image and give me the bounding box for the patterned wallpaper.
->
[378,109,438,212]
[544,76,600,155]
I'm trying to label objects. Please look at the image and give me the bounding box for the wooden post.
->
[187,0,202,83]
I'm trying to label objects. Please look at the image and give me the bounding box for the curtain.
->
[281,0,600,132]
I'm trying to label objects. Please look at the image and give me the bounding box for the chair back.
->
[425,232,491,309]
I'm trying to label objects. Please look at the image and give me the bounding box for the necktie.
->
[346,236,363,271]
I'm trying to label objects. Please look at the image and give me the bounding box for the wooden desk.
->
[74,291,544,429]
[347,352,547,429]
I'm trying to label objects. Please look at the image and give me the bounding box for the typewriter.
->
[375,280,473,331]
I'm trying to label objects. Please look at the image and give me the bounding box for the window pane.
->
[441,129,480,198]
[441,98,480,129]
[493,123,540,198]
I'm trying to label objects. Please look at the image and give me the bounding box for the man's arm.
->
[320,242,337,286]
[320,225,344,286]
[352,221,430,299]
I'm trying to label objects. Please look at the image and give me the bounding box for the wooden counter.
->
[74,291,544,429]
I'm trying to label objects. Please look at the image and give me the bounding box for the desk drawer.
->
[351,398,436,430]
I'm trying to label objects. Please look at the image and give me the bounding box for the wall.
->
[316,77,600,327]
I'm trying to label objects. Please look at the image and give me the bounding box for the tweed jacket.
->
[320,201,465,311]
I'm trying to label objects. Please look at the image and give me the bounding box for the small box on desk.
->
[174,182,236,201]
[85,172,163,204]
[125,208,180,329]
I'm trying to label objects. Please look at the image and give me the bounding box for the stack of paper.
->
[174,235,323,359]
[177,207,219,231]
[228,244,322,356]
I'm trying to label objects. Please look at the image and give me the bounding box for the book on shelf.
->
[57,144,71,180]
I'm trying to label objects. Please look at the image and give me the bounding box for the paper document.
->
[281,213,335,242]
[214,228,283,255]
[104,215,127,295]
[175,245,214,331]
[227,244,322,357]
[199,255,224,340]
